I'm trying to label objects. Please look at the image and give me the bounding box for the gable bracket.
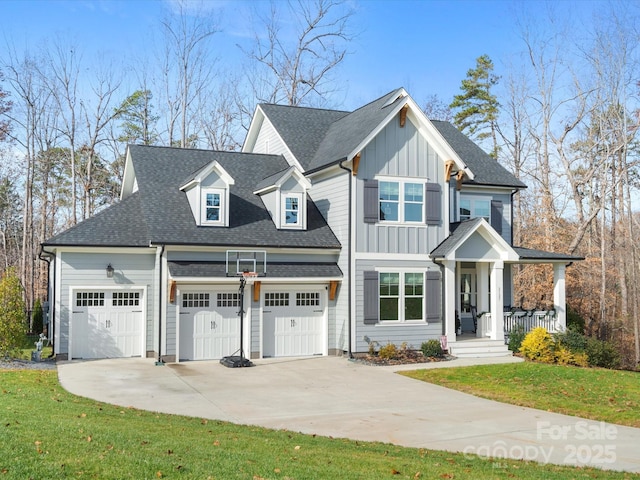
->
[399,104,409,127]
[352,153,361,176]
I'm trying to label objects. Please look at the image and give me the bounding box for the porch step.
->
[448,339,512,358]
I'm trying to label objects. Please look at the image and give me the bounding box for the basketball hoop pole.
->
[220,272,255,368]
[238,275,247,361]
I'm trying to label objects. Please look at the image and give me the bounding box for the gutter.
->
[338,160,353,358]
[38,245,56,357]
[154,245,166,365]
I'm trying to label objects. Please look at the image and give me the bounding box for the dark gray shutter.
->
[425,270,441,322]
[363,270,379,324]
[425,183,442,225]
[491,200,503,235]
[363,179,379,224]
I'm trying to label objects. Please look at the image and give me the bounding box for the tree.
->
[115,89,159,146]
[0,69,11,142]
[241,0,355,109]
[0,267,26,358]
[450,54,500,157]
[422,94,453,122]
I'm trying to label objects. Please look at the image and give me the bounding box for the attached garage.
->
[262,287,326,357]
[178,289,243,361]
[71,289,145,359]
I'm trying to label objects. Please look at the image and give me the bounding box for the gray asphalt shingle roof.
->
[44,145,341,250]
[168,261,342,278]
[431,120,526,189]
[430,220,582,261]
[43,192,150,247]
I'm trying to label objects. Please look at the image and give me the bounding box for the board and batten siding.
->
[57,251,156,355]
[354,258,443,353]
[309,171,350,352]
[355,116,446,255]
[253,116,295,166]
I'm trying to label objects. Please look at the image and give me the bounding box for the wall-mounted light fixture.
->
[106,264,114,278]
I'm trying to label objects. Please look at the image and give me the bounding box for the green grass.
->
[14,334,53,361]
[1,370,638,479]
[400,362,640,428]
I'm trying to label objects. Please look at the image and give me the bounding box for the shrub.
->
[32,298,43,335]
[519,327,555,363]
[555,345,589,367]
[0,268,27,358]
[508,323,526,352]
[378,342,398,360]
[585,338,621,369]
[554,328,587,353]
[421,339,443,358]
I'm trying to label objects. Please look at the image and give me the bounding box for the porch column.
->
[553,263,567,331]
[490,261,504,341]
[477,263,489,337]
[443,260,457,343]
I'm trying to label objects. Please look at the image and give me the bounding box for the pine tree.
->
[450,54,500,158]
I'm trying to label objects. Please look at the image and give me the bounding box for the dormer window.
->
[254,165,311,230]
[180,160,234,227]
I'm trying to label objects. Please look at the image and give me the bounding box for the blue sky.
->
[0,0,605,110]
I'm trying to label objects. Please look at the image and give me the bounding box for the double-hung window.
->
[202,188,225,225]
[379,180,424,223]
[379,271,424,322]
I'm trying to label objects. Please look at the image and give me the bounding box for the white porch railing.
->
[503,310,560,338]
[479,312,492,337]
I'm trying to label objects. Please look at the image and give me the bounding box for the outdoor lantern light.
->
[106,264,114,278]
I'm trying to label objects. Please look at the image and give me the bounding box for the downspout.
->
[38,245,55,357]
[338,160,353,358]
[155,245,165,365]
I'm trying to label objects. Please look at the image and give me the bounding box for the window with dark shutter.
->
[491,200,503,235]
[363,270,379,324]
[425,183,442,225]
[363,179,379,224]
[425,270,441,322]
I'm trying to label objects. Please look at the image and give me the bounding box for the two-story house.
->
[42,88,580,361]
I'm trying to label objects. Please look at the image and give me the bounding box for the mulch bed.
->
[351,350,455,366]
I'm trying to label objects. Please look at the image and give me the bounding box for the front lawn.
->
[2,369,637,479]
[400,362,640,428]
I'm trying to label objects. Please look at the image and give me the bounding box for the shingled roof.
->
[259,88,525,188]
[44,145,341,250]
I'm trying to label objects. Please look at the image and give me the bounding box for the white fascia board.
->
[442,218,518,262]
[161,245,341,255]
[382,87,408,107]
[241,105,264,153]
[253,166,311,195]
[404,97,474,180]
[120,147,137,200]
[180,160,235,191]
[54,246,157,255]
[172,276,342,284]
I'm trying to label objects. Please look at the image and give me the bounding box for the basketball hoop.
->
[241,271,258,285]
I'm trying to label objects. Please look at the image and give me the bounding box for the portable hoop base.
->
[220,273,257,368]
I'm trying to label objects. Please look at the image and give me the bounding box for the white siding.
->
[57,251,156,356]
[309,171,349,352]
[355,258,442,353]
[253,117,298,167]
[356,116,446,255]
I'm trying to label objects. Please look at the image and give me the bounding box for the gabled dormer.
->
[180,161,235,227]
[253,166,312,230]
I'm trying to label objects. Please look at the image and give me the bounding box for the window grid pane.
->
[265,292,289,307]
[404,273,424,321]
[182,292,210,308]
[296,292,319,306]
[285,196,299,224]
[379,273,400,321]
[217,292,240,307]
[76,291,105,307]
[379,181,399,221]
[112,291,140,307]
[206,192,221,222]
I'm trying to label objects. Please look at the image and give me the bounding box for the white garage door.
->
[72,290,143,359]
[263,289,324,357]
[179,291,241,361]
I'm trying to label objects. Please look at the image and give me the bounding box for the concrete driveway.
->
[58,356,640,473]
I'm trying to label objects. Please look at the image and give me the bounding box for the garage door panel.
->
[72,290,143,359]
[264,289,324,358]
[180,291,241,361]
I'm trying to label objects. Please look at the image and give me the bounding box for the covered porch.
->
[431,219,580,357]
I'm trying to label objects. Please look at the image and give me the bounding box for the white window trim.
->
[375,267,426,324]
[459,194,492,222]
[279,192,305,230]
[376,176,425,225]
[201,187,227,226]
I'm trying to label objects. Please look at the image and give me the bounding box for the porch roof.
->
[167,261,343,279]
[512,246,584,263]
